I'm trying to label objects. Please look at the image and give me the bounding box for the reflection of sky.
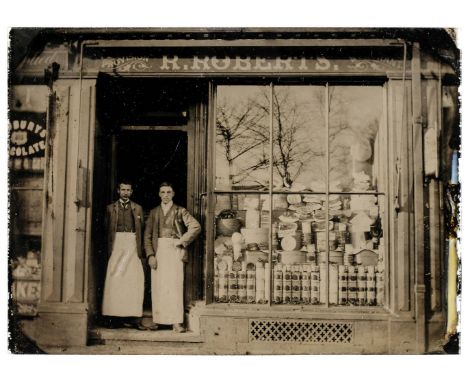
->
[329,86,383,191]
[216,85,383,190]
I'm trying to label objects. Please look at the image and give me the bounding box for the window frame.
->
[207,78,390,312]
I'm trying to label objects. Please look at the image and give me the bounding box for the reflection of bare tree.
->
[250,87,325,188]
[216,93,269,187]
[217,85,381,192]
[217,87,326,189]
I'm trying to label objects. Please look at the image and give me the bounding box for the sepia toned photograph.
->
[6,26,460,356]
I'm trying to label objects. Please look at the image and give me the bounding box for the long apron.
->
[151,238,185,324]
[102,232,144,317]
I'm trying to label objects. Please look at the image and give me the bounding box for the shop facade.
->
[9,28,459,354]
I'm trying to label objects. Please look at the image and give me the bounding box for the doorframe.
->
[114,122,199,307]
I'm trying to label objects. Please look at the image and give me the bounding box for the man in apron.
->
[144,182,201,333]
[102,180,145,329]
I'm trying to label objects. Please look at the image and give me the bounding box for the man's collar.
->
[119,199,131,207]
[161,201,173,209]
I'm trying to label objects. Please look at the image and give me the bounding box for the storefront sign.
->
[9,117,47,157]
[88,55,403,74]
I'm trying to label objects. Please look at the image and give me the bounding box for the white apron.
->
[151,238,185,324]
[102,232,144,317]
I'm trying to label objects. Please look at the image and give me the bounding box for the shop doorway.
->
[114,128,188,212]
[90,75,205,330]
[114,127,188,313]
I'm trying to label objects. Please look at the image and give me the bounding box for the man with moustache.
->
[102,180,146,329]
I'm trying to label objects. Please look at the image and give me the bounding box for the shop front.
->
[9,28,459,354]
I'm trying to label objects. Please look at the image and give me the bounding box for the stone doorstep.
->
[90,327,204,343]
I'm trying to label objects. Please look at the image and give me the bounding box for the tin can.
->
[237,270,247,303]
[228,271,239,303]
[366,266,376,305]
[310,265,320,304]
[219,271,229,302]
[301,269,311,304]
[273,265,283,303]
[338,265,348,305]
[282,267,292,304]
[291,268,301,303]
[347,266,357,305]
[357,266,367,305]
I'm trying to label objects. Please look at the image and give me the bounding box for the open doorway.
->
[115,128,188,212]
[114,127,188,314]
[90,75,205,331]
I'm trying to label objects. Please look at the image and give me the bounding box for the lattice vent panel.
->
[249,319,354,344]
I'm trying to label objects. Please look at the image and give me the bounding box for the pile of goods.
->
[213,182,385,305]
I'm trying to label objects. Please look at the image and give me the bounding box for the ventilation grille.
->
[249,319,354,344]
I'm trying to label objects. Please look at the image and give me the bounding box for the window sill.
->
[192,302,394,321]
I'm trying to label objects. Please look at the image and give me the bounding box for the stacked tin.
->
[282,265,292,304]
[357,266,367,305]
[338,265,348,305]
[301,266,311,304]
[237,268,247,303]
[310,265,320,304]
[366,266,376,305]
[291,266,302,303]
[347,266,358,305]
[246,267,256,303]
[273,264,283,303]
[218,268,229,303]
[228,270,238,303]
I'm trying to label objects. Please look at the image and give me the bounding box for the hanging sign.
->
[9,116,47,158]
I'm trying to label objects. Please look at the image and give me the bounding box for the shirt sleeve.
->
[179,208,201,247]
[144,209,155,257]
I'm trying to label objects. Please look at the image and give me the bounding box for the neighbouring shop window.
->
[9,112,46,316]
[213,84,386,307]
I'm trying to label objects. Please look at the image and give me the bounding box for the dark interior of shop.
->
[91,75,205,317]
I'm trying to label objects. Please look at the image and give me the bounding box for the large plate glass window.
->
[212,83,386,308]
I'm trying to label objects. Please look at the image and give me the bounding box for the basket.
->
[216,218,241,236]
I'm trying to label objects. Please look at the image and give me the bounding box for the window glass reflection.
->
[272,86,326,192]
[216,86,270,190]
[328,86,383,192]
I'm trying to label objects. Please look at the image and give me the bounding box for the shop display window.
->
[213,84,386,308]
